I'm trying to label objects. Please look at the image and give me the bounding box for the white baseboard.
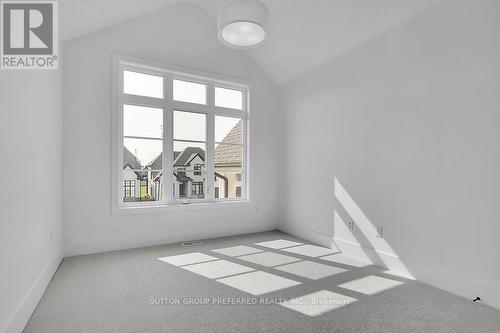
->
[1,250,63,333]
[277,223,500,310]
[278,223,334,249]
[334,237,500,310]
[65,222,276,257]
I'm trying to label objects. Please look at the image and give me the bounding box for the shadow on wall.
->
[333,177,414,279]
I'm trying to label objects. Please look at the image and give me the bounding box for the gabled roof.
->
[146,152,182,170]
[185,153,204,166]
[145,153,162,170]
[214,120,242,166]
[145,148,205,175]
[123,147,142,170]
[123,147,148,178]
[173,147,205,166]
[218,120,242,145]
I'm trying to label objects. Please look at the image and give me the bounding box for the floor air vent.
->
[182,240,202,247]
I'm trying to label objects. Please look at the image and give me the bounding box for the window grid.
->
[123,180,135,197]
[116,59,248,208]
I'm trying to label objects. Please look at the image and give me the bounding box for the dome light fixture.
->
[217,0,269,49]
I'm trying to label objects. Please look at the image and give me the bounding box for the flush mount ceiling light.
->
[217,0,269,49]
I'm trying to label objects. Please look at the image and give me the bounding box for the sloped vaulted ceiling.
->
[61,0,445,84]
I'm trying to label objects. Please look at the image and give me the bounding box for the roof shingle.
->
[214,120,242,166]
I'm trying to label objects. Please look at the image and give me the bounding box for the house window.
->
[123,180,135,198]
[194,164,202,176]
[114,56,248,209]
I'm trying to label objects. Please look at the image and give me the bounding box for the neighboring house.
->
[172,147,206,199]
[143,152,163,202]
[123,121,242,202]
[141,147,206,201]
[214,120,243,198]
[123,147,147,202]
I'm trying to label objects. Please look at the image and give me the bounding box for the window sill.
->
[112,199,252,215]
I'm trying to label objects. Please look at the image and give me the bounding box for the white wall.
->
[0,66,63,330]
[279,0,500,309]
[63,3,280,256]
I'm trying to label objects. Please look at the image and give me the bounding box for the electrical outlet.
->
[346,219,354,231]
[376,226,384,238]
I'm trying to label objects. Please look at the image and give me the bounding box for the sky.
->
[122,71,243,168]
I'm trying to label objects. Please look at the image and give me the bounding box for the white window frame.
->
[112,54,250,214]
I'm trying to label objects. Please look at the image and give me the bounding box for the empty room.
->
[2,0,500,332]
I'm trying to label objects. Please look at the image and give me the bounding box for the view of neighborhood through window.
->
[215,115,243,199]
[173,111,207,200]
[119,61,247,206]
[123,103,163,203]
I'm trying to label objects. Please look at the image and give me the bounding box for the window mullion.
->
[242,88,249,200]
[115,57,249,210]
[164,75,174,204]
[117,67,125,207]
[206,83,215,201]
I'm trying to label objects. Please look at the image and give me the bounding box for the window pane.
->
[174,141,206,152]
[123,71,163,98]
[123,105,163,139]
[173,143,206,200]
[215,116,242,144]
[214,170,243,199]
[123,180,136,201]
[173,79,206,104]
[123,171,162,203]
[173,111,206,142]
[215,87,243,110]
[124,138,162,169]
